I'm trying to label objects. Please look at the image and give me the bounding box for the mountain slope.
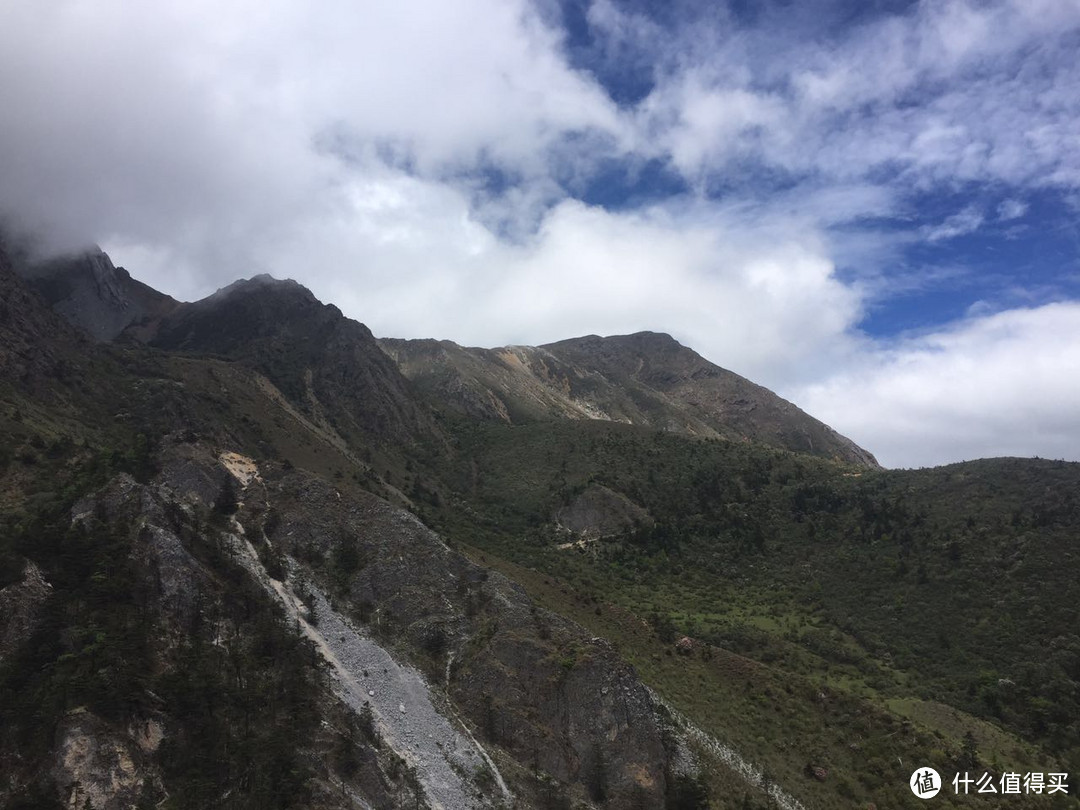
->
[16,247,178,342]
[0,246,696,809]
[6,245,1078,808]
[544,332,877,466]
[14,246,874,469]
[424,417,1080,808]
[382,331,878,467]
[145,275,435,451]
[0,237,89,384]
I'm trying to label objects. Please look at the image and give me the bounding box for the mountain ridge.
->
[15,250,879,467]
[382,330,879,468]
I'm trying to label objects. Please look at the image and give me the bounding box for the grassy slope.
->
[4,308,1077,807]
[417,419,1080,808]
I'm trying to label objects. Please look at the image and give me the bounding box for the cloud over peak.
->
[3,0,1079,467]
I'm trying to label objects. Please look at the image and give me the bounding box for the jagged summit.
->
[13,245,177,341]
[0,239,88,381]
[145,267,430,445]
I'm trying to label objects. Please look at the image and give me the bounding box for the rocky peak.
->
[541,331,878,466]
[14,246,177,342]
[205,273,320,305]
[385,330,880,467]
[0,240,90,382]
[558,330,679,349]
[149,274,431,446]
[543,330,716,383]
[151,274,348,355]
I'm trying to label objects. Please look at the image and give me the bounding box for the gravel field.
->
[231,530,510,810]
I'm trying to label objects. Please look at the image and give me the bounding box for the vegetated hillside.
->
[417,417,1080,807]
[145,275,436,452]
[0,255,697,810]
[381,331,878,468]
[3,245,1077,808]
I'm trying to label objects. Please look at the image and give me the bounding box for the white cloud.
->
[997,198,1028,221]
[633,0,1080,192]
[922,206,984,242]
[648,78,788,180]
[112,172,862,390]
[796,302,1080,467]
[3,0,1080,468]
[0,0,630,251]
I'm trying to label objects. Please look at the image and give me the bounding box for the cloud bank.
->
[2,0,1079,467]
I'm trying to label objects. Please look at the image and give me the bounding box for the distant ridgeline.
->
[1,239,1076,809]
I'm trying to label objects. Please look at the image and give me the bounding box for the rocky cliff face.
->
[16,247,178,342]
[0,561,51,666]
[254,461,679,808]
[1,450,446,809]
[0,240,90,385]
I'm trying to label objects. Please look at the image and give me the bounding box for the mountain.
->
[16,246,177,341]
[0,237,84,384]
[0,250,688,809]
[0,239,132,418]
[2,245,1077,809]
[381,331,878,467]
[142,274,438,457]
[13,241,875,467]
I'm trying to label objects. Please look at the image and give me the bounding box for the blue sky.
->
[555,0,1080,339]
[2,0,1079,467]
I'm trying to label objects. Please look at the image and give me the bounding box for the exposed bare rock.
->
[156,439,233,509]
[0,238,90,385]
[261,466,677,807]
[52,709,164,810]
[554,483,652,539]
[0,560,52,665]
[16,247,178,342]
[379,339,602,424]
[52,464,406,810]
[39,440,681,807]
